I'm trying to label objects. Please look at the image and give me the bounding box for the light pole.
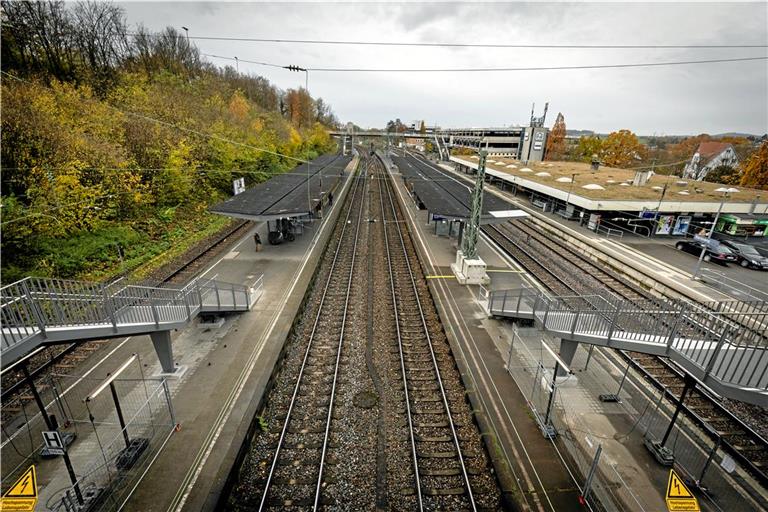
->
[692,187,739,279]
[181,26,189,45]
[234,56,239,73]
[565,172,576,214]
[285,65,313,214]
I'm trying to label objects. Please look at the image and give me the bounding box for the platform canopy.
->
[392,154,516,224]
[210,154,351,220]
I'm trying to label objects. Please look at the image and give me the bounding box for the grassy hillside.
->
[1,2,338,283]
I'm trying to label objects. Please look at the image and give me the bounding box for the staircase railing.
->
[486,287,768,403]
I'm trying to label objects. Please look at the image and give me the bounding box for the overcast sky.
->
[118,1,768,135]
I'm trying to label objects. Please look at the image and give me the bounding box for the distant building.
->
[683,141,739,181]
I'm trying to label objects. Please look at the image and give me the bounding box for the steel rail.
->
[399,151,768,489]
[381,156,478,511]
[378,162,424,510]
[499,214,768,488]
[312,158,367,510]
[257,159,366,511]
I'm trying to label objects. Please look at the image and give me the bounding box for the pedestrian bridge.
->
[1,275,262,371]
[482,287,768,407]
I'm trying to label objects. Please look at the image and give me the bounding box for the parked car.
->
[674,240,737,265]
[719,240,768,270]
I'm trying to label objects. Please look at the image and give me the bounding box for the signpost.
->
[666,469,700,511]
[1,465,38,511]
[42,430,66,456]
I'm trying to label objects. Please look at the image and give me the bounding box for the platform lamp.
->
[692,187,739,279]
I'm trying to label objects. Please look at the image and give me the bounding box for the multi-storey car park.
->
[1,146,767,512]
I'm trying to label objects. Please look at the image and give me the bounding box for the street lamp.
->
[692,187,739,279]
[181,26,189,45]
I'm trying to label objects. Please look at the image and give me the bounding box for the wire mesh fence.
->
[1,359,176,512]
[502,322,764,512]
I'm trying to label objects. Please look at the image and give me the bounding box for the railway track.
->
[379,157,496,510]
[385,151,768,489]
[231,154,501,510]
[256,156,368,509]
[486,219,768,488]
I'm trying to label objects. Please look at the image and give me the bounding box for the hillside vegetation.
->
[1,1,338,283]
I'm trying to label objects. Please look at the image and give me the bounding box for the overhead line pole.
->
[286,65,312,214]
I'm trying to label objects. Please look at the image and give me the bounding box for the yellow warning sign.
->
[666,469,699,511]
[1,465,38,511]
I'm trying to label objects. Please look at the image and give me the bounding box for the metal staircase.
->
[483,287,768,407]
[1,276,261,369]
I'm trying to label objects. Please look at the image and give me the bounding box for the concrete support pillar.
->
[150,330,176,373]
[558,338,579,376]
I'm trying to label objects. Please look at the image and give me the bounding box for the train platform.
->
[11,157,359,512]
[387,163,766,510]
[122,156,359,511]
[387,165,585,510]
[436,161,768,302]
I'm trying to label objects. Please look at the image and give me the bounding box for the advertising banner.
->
[672,215,691,236]
[656,215,675,235]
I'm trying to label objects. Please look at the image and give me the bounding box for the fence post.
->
[20,279,47,336]
[698,437,721,486]
[103,288,118,332]
[541,299,551,329]
[184,288,192,321]
[151,301,160,328]
[665,303,687,355]
[606,302,622,342]
[582,444,603,503]
[162,379,177,428]
[703,327,730,379]
[570,309,581,337]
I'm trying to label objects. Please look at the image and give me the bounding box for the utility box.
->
[451,250,490,285]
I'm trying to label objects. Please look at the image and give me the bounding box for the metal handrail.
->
[1,275,252,355]
[487,287,768,397]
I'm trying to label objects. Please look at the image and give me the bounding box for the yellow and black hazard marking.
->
[665,469,699,511]
[1,465,38,511]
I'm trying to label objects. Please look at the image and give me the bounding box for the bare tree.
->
[71,1,129,88]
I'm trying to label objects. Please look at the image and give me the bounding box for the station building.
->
[450,155,768,239]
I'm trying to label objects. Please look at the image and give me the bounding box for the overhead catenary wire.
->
[202,53,767,73]
[304,56,768,73]
[133,33,768,49]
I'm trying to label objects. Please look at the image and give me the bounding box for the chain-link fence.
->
[502,323,764,512]
[2,358,176,511]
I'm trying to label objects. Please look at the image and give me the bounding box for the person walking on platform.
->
[254,232,262,252]
[328,191,334,207]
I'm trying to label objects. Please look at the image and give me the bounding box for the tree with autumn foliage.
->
[740,141,768,190]
[570,135,602,163]
[600,129,647,168]
[545,113,566,160]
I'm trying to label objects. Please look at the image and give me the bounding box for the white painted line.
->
[389,162,553,511]
[169,158,358,511]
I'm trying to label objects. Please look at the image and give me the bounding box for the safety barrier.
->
[1,275,261,367]
[484,287,768,406]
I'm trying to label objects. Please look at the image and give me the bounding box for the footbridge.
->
[1,275,262,373]
[483,287,768,407]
